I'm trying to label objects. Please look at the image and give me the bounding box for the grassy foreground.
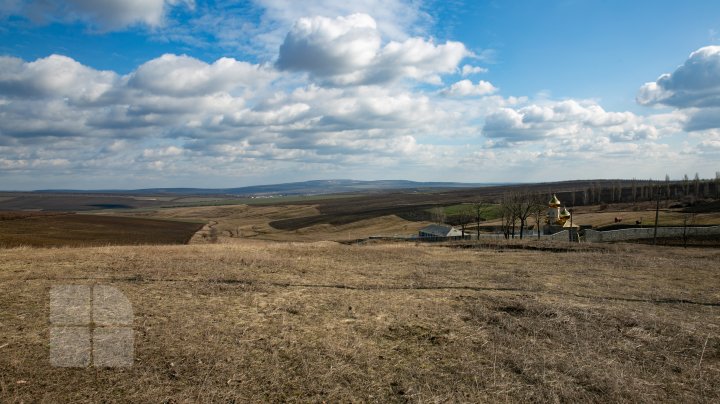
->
[0,241,718,402]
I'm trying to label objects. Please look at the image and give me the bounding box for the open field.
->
[110,204,431,242]
[0,241,718,402]
[0,213,203,248]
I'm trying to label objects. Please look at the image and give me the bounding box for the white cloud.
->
[638,46,720,108]
[154,0,431,59]
[252,0,430,53]
[3,0,192,31]
[0,54,117,102]
[637,45,720,133]
[442,79,497,96]
[128,54,274,97]
[483,99,669,145]
[276,14,381,78]
[276,14,469,85]
[0,42,710,188]
[461,65,487,76]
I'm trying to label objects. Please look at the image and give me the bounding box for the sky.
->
[1,0,719,190]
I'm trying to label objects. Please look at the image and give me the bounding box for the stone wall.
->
[547,230,571,241]
[584,226,720,242]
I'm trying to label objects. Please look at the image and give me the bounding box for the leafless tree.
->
[693,173,701,197]
[447,205,474,238]
[430,207,446,224]
[534,203,544,240]
[500,193,517,239]
[682,213,696,248]
[472,202,487,240]
[500,190,544,239]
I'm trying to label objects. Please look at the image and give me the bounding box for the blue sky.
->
[0,0,719,189]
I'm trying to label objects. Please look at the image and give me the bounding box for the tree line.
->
[431,171,719,241]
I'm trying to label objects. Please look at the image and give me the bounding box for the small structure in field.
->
[544,194,579,235]
[418,224,464,239]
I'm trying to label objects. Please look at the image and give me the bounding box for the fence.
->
[583,225,720,242]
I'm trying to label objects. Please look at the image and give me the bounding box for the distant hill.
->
[35,179,506,196]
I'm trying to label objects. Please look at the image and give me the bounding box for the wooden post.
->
[653,188,660,245]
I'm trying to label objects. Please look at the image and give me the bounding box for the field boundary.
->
[585,225,720,242]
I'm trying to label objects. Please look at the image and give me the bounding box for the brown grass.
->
[116,204,432,242]
[0,241,718,402]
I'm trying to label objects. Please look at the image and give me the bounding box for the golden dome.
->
[549,194,561,207]
[560,208,571,218]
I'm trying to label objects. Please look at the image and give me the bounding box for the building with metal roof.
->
[418,224,464,239]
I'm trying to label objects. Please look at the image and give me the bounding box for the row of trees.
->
[436,191,547,240]
[500,191,546,239]
[558,172,720,208]
[429,172,719,241]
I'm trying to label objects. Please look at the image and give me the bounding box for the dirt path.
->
[189,220,218,244]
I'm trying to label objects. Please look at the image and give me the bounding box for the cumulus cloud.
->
[252,0,430,53]
[638,46,720,108]
[277,14,469,85]
[442,79,497,96]
[0,35,702,188]
[483,100,665,145]
[3,0,191,31]
[276,14,381,78]
[0,55,117,102]
[0,53,458,180]
[154,0,431,59]
[637,46,720,133]
[128,54,275,97]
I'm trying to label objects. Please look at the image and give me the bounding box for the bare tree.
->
[534,202,544,240]
[500,191,544,239]
[430,207,446,224]
[716,171,720,199]
[472,202,487,240]
[693,173,701,197]
[447,205,474,238]
[683,174,690,196]
[682,213,696,248]
[665,174,671,207]
[500,193,517,239]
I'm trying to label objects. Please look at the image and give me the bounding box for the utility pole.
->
[653,186,660,245]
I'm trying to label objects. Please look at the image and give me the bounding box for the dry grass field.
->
[0,240,718,402]
[111,204,432,242]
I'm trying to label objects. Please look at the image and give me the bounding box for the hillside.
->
[1,241,718,402]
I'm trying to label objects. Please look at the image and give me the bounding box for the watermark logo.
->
[49,285,134,368]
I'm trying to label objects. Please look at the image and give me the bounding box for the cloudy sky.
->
[1,0,719,190]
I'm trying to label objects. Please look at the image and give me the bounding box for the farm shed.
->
[419,224,464,239]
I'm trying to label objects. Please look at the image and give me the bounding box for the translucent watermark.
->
[49,285,134,368]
